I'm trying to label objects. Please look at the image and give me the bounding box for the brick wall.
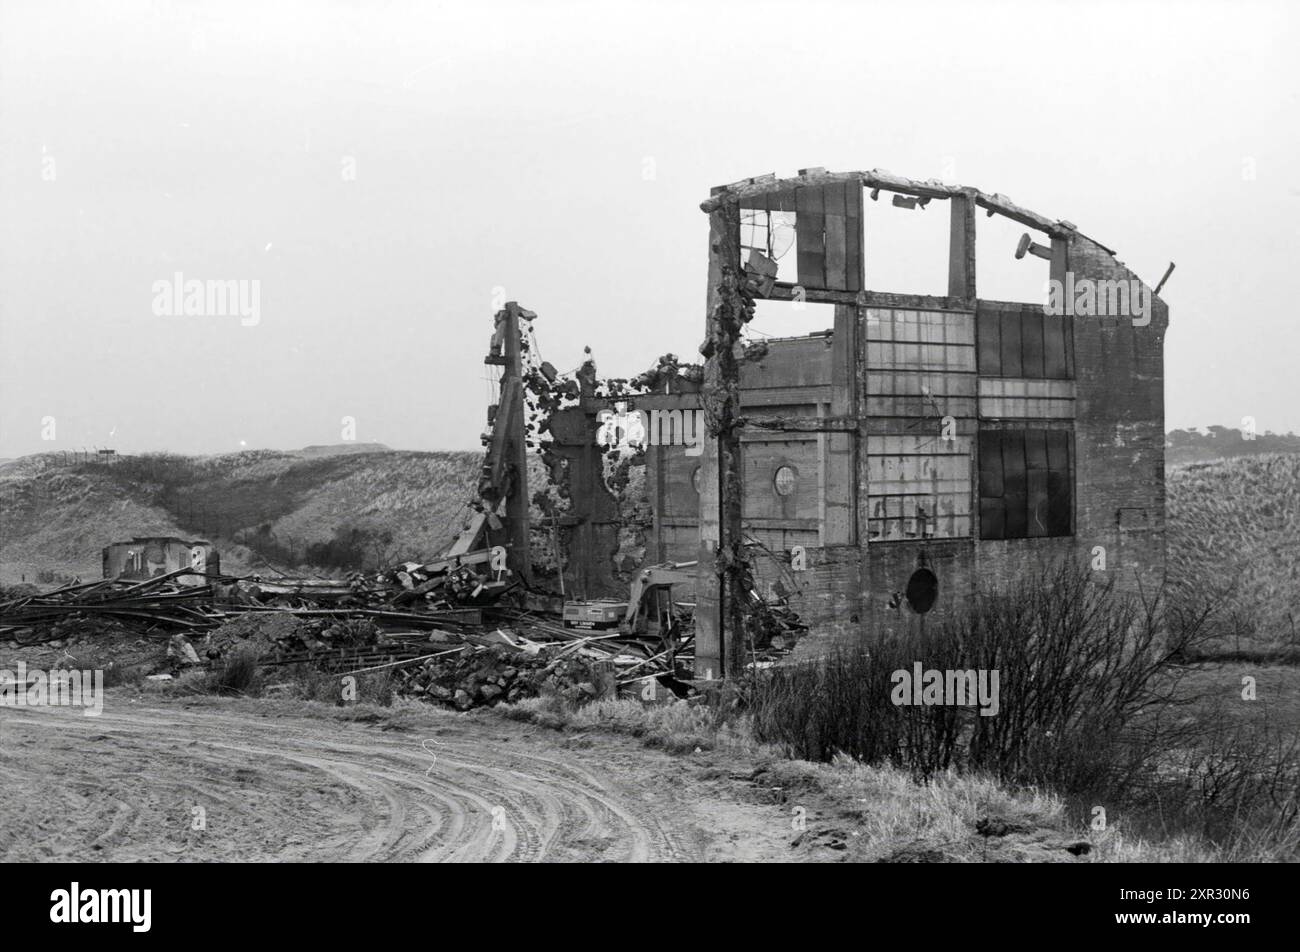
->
[1065,234,1168,598]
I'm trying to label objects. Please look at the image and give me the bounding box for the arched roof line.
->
[701,167,1079,241]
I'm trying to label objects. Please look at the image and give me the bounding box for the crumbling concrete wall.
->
[1064,234,1168,598]
[526,352,703,601]
[692,169,1168,673]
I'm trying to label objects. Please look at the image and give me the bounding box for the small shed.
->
[102,537,220,585]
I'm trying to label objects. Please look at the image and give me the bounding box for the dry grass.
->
[498,694,1283,861]
[497,571,1300,862]
[1167,453,1300,653]
[769,757,1073,861]
[501,695,761,755]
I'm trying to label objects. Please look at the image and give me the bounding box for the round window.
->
[774,465,797,496]
[691,466,702,494]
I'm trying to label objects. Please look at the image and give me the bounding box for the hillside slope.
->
[4,447,1298,651]
[1166,453,1300,649]
[0,449,480,584]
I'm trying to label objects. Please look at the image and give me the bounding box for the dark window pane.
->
[999,312,1022,377]
[1046,427,1070,472]
[979,426,1074,540]
[1046,471,1070,535]
[1025,429,1049,536]
[1004,496,1028,537]
[1043,314,1067,378]
[980,498,1005,540]
[979,429,1004,498]
[978,310,1001,375]
[1021,311,1045,379]
[1001,430,1027,496]
[1046,429,1072,535]
[1001,430,1028,537]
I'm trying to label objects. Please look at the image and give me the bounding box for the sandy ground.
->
[0,693,804,862]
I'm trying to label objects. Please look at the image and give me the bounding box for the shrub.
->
[749,563,1300,854]
[209,649,260,695]
[751,565,1196,786]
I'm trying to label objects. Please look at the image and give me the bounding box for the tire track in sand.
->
[0,701,696,862]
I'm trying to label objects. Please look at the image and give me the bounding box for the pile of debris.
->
[42,611,137,649]
[196,608,647,710]
[199,613,382,662]
[0,560,500,647]
[397,643,612,710]
[747,599,808,662]
[0,571,221,643]
[214,560,510,612]
[2,560,793,694]
[380,561,512,608]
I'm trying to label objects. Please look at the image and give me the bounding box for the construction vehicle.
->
[561,560,697,641]
[618,561,697,640]
[561,599,628,630]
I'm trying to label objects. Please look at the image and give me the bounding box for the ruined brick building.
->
[496,167,1168,679]
[644,168,1169,676]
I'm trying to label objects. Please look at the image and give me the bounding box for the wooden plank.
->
[1043,312,1067,379]
[740,188,797,213]
[445,511,486,557]
[795,186,826,290]
[823,182,848,290]
[1063,314,1076,378]
[739,415,857,433]
[1021,309,1046,379]
[845,183,863,292]
[977,308,1001,376]
[999,311,1023,378]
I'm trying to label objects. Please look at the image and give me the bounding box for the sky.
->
[1,0,1296,458]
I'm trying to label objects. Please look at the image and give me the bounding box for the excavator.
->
[561,560,697,643]
[618,560,697,640]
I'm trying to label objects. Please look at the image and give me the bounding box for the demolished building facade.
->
[686,168,1169,677]
[472,167,1169,681]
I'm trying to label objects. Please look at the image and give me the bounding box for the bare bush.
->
[748,563,1300,852]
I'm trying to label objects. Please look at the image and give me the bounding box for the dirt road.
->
[0,695,796,862]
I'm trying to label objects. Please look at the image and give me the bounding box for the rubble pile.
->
[0,554,507,646]
[43,612,136,648]
[199,614,381,662]
[1,560,794,692]
[0,571,220,643]
[748,601,809,661]
[398,643,613,710]
[382,562,511,608]
[217,559,510,611]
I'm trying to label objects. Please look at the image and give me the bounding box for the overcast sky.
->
[1,0,1296,458]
